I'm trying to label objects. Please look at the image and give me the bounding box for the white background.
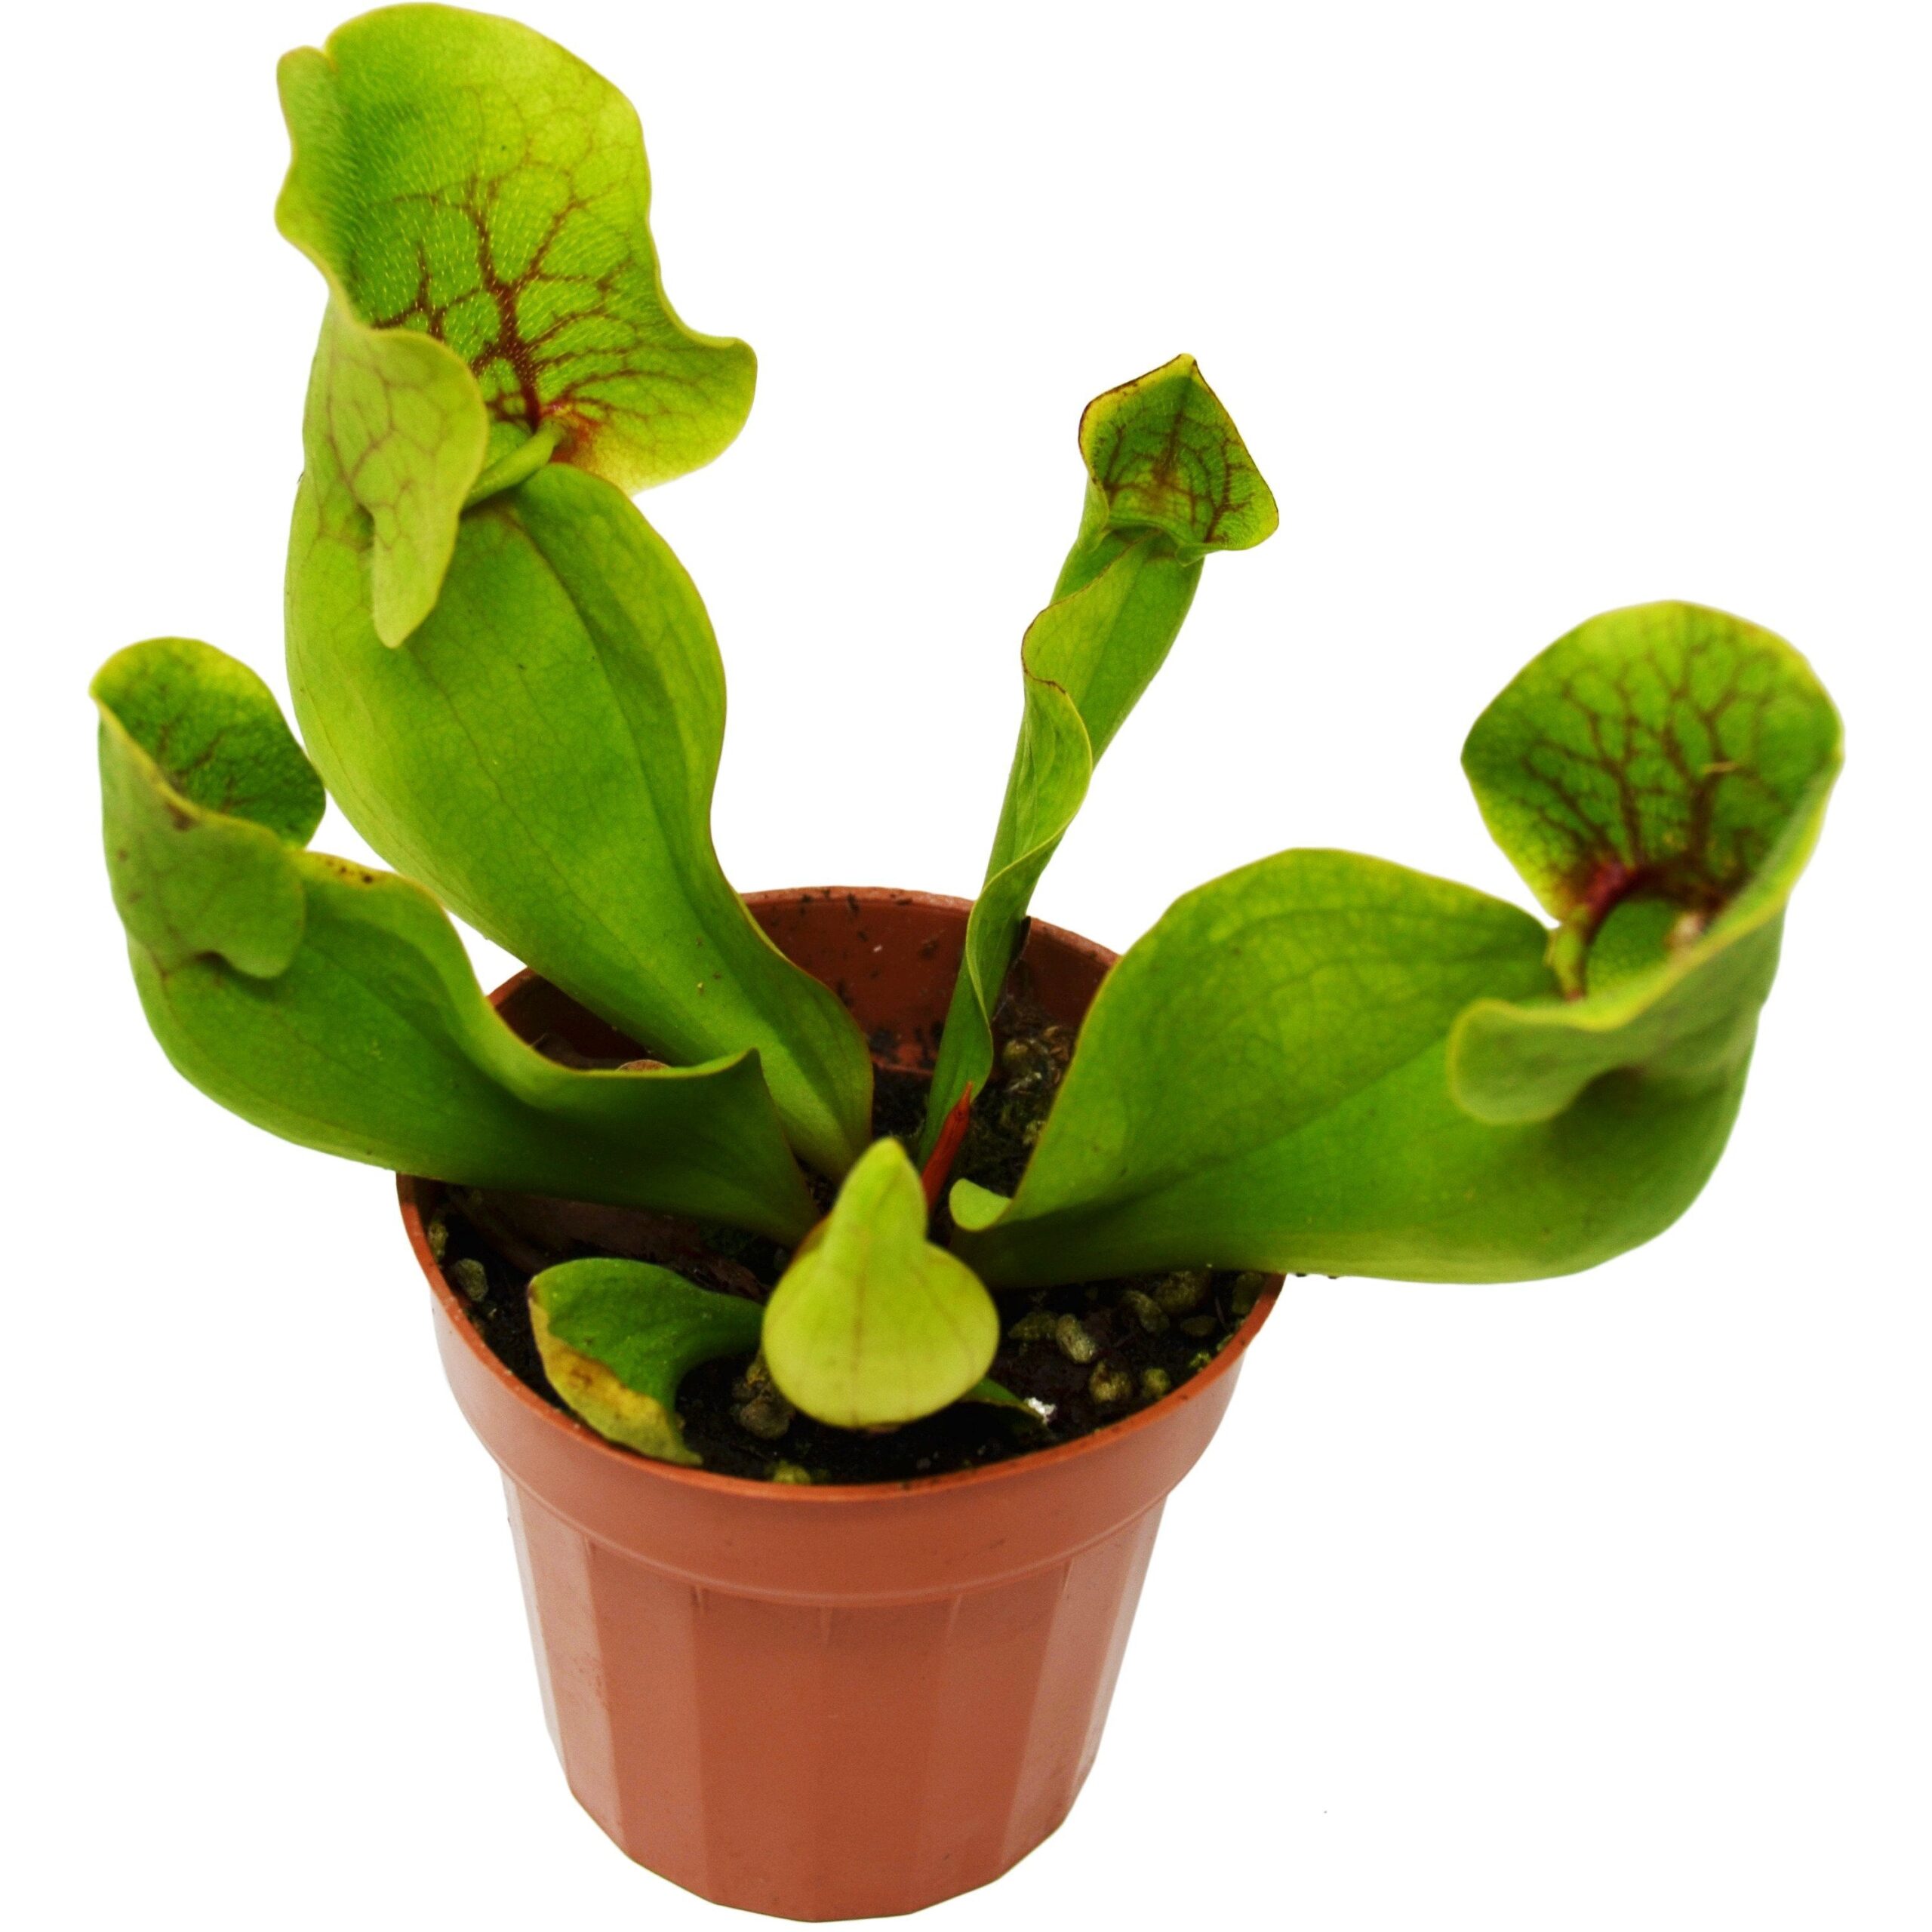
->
[3,2,1927,1926]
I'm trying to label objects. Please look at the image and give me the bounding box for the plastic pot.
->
[403,888,1277,1921]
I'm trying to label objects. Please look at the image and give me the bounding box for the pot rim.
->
[401,884,1278,1506]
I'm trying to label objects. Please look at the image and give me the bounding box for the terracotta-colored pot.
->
[404,888,1277,1921]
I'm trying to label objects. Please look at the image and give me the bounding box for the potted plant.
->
[93,5,1841,1921]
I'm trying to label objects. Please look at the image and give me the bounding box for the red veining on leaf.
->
[366,182,602,463]
[356,135,721,478]
[1081,362,1262,549]
[1510,628,1786,931]
[1578,857,1636,929]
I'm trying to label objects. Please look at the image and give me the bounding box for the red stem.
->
[921,1084,975,1213]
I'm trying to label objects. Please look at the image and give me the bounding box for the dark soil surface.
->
[435,995,1267,1485]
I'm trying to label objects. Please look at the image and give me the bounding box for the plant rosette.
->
[92,4,1841,1923]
